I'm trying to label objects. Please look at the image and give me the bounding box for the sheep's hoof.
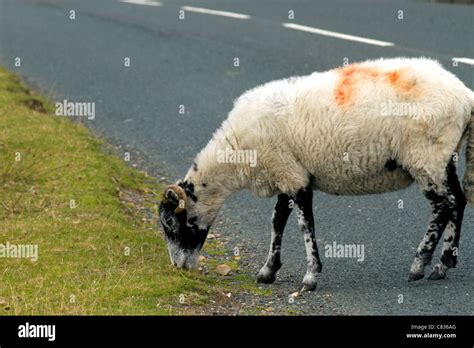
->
[256,268,277,284]
[301,273,318,292]
[408,272,424,282]
[300,282,317,292]
[428,264,447,280]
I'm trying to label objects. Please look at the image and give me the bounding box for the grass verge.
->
[0,67,265,315]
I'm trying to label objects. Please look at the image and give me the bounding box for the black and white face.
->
[159,184,209,269]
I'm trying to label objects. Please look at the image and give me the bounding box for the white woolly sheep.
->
[159,57,474,292]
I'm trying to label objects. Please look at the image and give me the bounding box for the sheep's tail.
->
[463,97,474,206]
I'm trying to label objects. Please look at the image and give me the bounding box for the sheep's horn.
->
[166,184,187,213]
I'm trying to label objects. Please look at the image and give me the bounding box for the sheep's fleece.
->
[187,57,474,209]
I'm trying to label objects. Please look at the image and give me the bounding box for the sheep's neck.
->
[183,150,247,228]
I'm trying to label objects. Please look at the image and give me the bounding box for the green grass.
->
[0,67,265,315]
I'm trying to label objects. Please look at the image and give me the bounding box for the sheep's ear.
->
[165,184,187,213]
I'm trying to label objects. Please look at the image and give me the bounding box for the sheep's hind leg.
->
[409,168,456,281]
[428,162,466,280]
[294,187,322,292]
[257,194,292,284]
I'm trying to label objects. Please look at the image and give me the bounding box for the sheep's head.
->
[159,183,208,269]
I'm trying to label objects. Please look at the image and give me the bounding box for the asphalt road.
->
[1,0,473,315]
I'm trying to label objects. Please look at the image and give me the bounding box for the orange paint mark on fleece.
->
[334,65,417,106]
[386,70,400,84]
[384,68,417,94]
[334,64,379,106]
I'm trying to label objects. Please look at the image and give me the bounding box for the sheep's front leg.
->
[294,187,322,292]
[257,194,292,284]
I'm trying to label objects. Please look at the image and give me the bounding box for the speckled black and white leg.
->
[428,162,466,280]
[257,194,292,284]
[409,166,457,281]
[294,187,322,292]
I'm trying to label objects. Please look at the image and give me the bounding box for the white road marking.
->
[181,6,250,20]
[452,57,474,66]
[119,0,162,6]
[282,23,394,47]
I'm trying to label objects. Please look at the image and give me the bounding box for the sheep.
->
[159,57,474,292]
